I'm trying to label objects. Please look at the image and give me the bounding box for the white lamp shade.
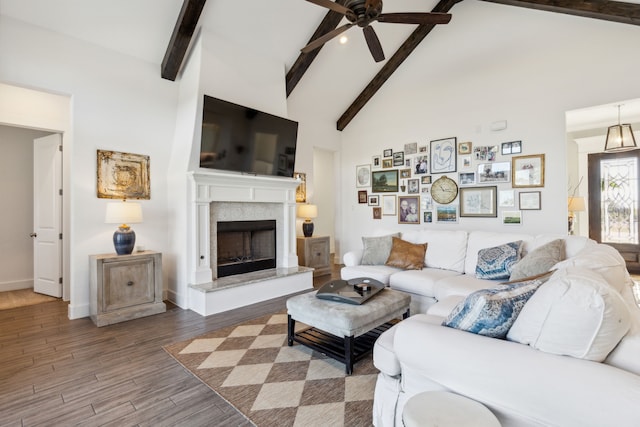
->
[105,201,143,225]
[568,196,586,212]
[297,204,317,219]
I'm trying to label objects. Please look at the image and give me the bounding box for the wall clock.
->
[431,175,458,204]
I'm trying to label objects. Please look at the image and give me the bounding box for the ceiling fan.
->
[301,0,452,62]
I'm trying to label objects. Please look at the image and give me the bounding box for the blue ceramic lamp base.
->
[113,226,136,255]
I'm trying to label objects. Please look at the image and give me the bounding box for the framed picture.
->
[460,155,472,169]
[473,145,498,162]
[383,149,393,158]
[436,205,458,223]
[356,164,371,187]
[421,193,433,210]
[372,155,382,169]
[519,191,541,210]
[424,211,433,223]
[501,140,522,155]
[405,142,418,155]
[382,158,393,168]
[421,175,432,184]
[503,210,522,225]
[398,196,420,224]
[372,170,399,192]
[407,178,420,194]
[373,207,382,219]
[477,161,511,183]
[393,151,405,166]
[459,172,475,185]
[512,154,545,188]
[499,189,515,207]
[419,145,428,153]
[358,190,367,203]
[430,137,457,173]
[294,172,306,203]
[97,150,150,199]
[400,168,411,179]
[414,156,428,174]
[458,141,472,154]
[368,195,379,206]
[382,195,397,216]
[459,186,498,217]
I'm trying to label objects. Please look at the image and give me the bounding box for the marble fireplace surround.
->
[187,171,312,316]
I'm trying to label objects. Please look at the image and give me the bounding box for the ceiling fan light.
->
[339,35,348,44]
[605,123,637,152]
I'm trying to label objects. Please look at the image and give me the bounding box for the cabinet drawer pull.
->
[127,281,134,286]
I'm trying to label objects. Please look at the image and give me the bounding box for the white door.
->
[33,134,62,297]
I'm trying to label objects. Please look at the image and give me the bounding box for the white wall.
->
[0,16,178,317]
[327,1,640,257]
[0,125,52,291]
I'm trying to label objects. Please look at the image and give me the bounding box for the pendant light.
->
[604,104,637,152]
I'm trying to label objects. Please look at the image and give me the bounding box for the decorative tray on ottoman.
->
[316,277,385,305]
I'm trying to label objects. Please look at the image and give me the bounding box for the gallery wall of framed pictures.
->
[355,138,545,225]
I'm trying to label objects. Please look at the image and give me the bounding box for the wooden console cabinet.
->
[297,236,331,277]
[90,250,165,327]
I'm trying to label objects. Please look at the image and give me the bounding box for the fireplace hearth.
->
[217,220,276,277]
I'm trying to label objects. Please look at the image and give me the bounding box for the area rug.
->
[163,312,378,427]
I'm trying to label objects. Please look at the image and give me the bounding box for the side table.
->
[297,236,331,277]
[89,250,165,327]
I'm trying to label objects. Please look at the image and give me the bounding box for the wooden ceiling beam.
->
[337,0,462,131]
[161,0,207,81]
[480,0,640,25]
[286,0,350,97]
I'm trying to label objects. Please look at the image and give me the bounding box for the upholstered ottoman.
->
[287,288,410,374]
[403,391,501,427]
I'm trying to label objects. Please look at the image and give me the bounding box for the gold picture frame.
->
[97,150,150,199]
[512,154,545,188]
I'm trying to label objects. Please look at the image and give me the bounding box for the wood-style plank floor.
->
[0,267,340,426]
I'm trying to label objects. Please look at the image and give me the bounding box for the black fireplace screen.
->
[216,220,276,277]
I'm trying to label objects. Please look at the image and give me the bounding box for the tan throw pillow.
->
[385,237,427,270]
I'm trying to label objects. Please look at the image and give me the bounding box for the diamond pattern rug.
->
[163,312,377,427]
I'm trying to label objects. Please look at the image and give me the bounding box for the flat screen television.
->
[199,95,298,177]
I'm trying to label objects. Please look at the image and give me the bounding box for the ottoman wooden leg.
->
[287,315,295,346]
[345,335,355,375]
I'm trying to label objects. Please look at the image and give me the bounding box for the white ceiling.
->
[1,0,639,130]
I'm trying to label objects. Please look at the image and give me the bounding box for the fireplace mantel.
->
[188,170,300,285]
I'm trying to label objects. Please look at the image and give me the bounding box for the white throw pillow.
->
[507,267,631,361]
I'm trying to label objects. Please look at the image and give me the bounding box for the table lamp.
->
[105,200,143,255]
[567,196,586,235]
[297,204,318,237]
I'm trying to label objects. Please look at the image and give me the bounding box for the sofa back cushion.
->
[402,230,468,273]
[507,267,631,361]
[464,231,534,275]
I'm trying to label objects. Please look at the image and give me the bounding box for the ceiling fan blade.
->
[377,13,452,25]
[301,23,354,53]
[305,0,351,16]
[362,26,385,63]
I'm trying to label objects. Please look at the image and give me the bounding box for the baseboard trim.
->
[0,279,33,292]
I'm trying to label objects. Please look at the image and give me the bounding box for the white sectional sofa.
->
[341,229,640,427]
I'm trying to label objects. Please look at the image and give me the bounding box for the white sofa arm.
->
[394,315,640,427]
[343,249,363,266]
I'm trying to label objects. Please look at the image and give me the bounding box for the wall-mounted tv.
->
[200,95,298,177]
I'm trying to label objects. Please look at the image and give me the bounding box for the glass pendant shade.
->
[605,124,637,152]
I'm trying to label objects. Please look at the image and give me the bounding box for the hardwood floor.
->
[0,264,341,426]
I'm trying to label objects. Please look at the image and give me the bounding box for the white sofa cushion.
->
[390,268,462,299]
[464,231,534,275]
[507,267,631,361]
[402,230,468,273]
[340,264,401,284]
[433,274,500,301]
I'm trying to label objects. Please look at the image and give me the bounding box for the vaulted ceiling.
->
[2,0,640,130]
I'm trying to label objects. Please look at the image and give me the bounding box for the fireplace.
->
[217,220,276,277]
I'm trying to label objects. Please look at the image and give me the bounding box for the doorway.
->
[0,125,60,306]
[588,150,640,273]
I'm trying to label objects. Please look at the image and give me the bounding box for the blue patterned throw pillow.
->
[442,278,546,339]
[476,241,523,280]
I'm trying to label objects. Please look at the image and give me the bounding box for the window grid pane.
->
[600,157,639,244]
